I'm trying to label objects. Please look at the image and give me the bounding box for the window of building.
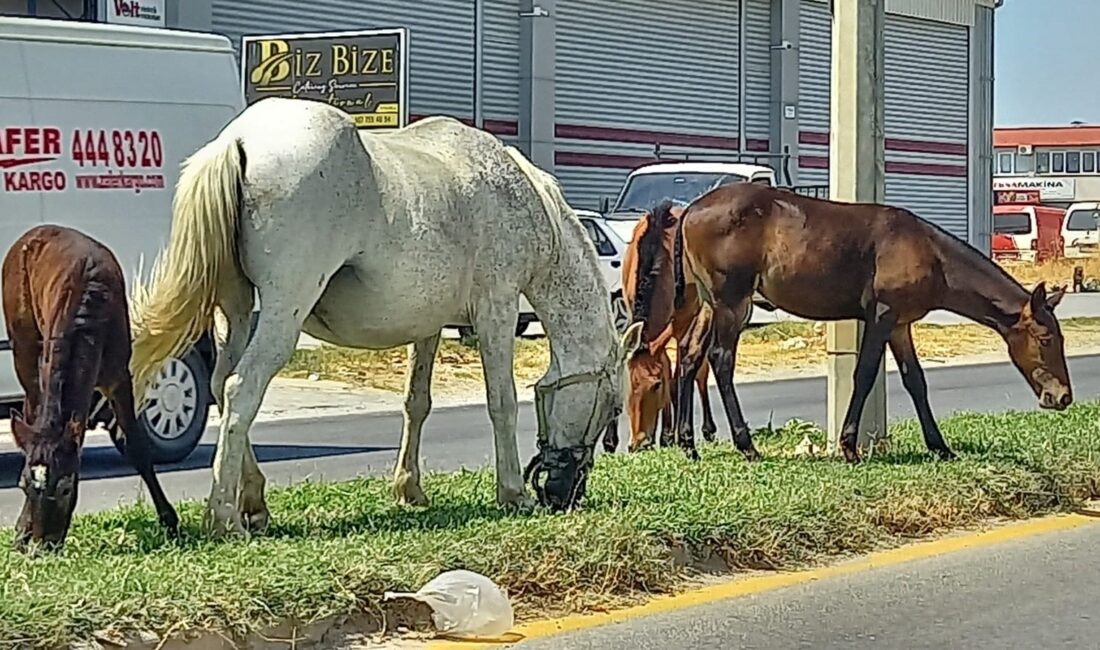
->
[1052,151,1066,173]
[1015,153,1034,174]
[1084,152,1097,174]
[996,151,1014,175]
[1037,152,1051,174]
[1067,151,1082,174]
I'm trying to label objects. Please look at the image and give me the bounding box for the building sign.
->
[241,28,409,130]
[102,0,166,27]
[994,189,1041,205]
[993,177,1076,202]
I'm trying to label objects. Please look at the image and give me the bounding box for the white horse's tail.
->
[129,135,244,406]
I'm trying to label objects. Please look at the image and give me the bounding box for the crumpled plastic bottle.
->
[383,569,515,639]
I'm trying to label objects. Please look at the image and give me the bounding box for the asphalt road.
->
[0,355,1098,520]
[515,518,1100,649]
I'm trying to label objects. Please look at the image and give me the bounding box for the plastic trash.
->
[383,569,515,639]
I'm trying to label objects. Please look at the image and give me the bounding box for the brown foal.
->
[2,225,179,550]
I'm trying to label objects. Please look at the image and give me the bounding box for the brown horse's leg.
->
[838,309,897,463]
[601,416,619,454]
[696,360,718,443]
[888,325,956,460]
[672,307,714,461]
[707,303,760,461]
[110,381,180,536]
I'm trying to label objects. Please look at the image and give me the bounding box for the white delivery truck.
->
[0,16,244,462]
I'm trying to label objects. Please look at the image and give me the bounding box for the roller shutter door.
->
[882,15,970,239]
[796,0,831,187]
[211,0,475,120]
[483,0,519,143]
[744,0,772,150]
[796,2,971,239]
[554,0,741,210]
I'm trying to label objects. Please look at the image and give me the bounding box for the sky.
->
[994,0,1100,126]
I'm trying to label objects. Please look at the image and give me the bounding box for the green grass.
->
[3,403,1100,647]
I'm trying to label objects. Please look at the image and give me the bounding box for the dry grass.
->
[1001,255,1100,288]
[282,318,1100,394]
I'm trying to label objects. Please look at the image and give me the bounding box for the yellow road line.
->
[427,513,1098,648]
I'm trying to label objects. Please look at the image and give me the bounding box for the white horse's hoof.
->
[394,473,430,507]
[498,490,535,513]
[204,502,249,539]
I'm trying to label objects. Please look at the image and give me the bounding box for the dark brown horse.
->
[638,183,1071,463]
[609,206,754,459]
[2,225,178,550]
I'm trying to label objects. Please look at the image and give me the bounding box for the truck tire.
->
[113,347,212,464]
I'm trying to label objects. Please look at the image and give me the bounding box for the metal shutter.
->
[883,14,970,239]
[555,0,741,210]
[797,0,830,186]
[744,0,772,149]
[211,0,474,119]
[483,0,519,142]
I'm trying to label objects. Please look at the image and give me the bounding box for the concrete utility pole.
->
[825,0,887,455]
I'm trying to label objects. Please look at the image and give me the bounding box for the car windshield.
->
[611,172,747,217]
[994,212,1032,235]
[1066,209,1100,232]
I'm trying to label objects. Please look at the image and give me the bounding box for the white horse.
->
[128,97,642,536]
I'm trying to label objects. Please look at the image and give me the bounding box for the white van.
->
[0,17,243,462]
[1063,202,1100,259]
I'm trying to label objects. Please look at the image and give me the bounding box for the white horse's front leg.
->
[394,332,441,506]
[474,298,532,510]
[208,311,300,538]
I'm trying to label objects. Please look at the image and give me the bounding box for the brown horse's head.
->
[10,411,84,550]
[624,337,672,451]
[1005,282,1072,410]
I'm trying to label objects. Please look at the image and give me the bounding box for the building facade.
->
[994,125,1100,209]
[3,0,997,250]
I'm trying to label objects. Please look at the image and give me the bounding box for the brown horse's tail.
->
[128,134,246,408]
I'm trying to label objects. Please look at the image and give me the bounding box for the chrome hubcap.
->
[141,357,198,441]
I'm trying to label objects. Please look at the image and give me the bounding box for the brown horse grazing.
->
[2,225,179,550]
[649,183,1071,463]
[610,206,752,458]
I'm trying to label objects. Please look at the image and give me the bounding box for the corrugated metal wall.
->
[554,0,742,210]
[796,0,972,239]
[883,14,970,238]
[796,0,831,186]
[483,0,519,143]
[744,0,772,149]
[211,0,475,119]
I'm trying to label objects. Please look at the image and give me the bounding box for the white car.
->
[1063,202,1100,259]
[575,209,631,332]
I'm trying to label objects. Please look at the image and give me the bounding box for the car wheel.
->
[611,292,630,333]
[114,347,212,464]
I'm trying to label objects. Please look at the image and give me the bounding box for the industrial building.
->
[3,0,996,249]
[994,124,1100,208]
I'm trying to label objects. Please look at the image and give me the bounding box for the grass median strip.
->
[3,403,1100,647]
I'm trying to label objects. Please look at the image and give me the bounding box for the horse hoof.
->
[203,504,248,540]
[498,491,535,513]
[394,474,430,507]
[741,447,763,462]
[934,448,958,462]
[702,428,718,443]
[159,510,181,538]
[242,509,270,535]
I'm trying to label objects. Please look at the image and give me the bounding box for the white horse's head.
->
[526,321,643,511]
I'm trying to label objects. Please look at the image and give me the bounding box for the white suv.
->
[576,209,631,332]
